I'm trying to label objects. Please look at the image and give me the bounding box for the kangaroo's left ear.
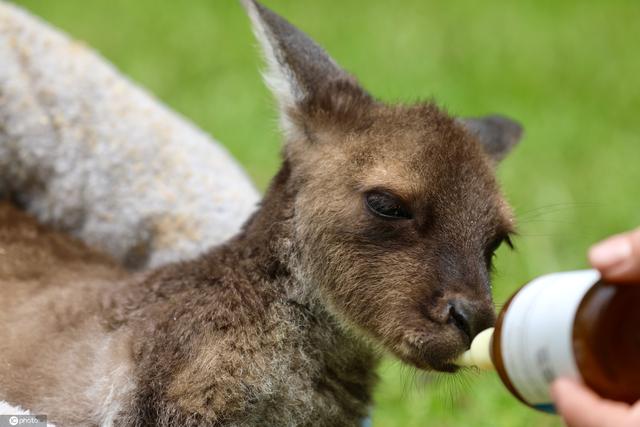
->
[458,115,523,163]
[241,0,371,137]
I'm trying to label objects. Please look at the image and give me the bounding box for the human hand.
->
[551,378,640,427]
[551,228,640,426]
[588,227,640,282]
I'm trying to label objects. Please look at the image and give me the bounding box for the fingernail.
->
[589,236,633,269]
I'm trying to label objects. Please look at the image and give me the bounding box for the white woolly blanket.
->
[0,1,259,422]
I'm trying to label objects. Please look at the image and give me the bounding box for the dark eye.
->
[364,191,412,220]
[485,234,514,268]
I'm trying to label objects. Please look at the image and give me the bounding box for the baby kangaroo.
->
[0,1,523,426]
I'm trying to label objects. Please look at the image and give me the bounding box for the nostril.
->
[448,301,472,343]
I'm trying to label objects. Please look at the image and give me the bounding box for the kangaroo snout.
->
[447,298,496,344]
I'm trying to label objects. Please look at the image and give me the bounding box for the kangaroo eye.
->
[364,191,412,220]
[485,234,514,268]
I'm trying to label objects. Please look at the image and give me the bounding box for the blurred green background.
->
[12,0,640,426]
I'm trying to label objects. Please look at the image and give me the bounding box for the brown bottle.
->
[456,270,640,413]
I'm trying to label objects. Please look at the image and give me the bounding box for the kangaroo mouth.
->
[395,330,466,373]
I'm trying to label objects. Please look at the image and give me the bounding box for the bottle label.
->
[500,270,600,411]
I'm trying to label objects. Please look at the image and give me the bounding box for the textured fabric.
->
[0,1,260,271]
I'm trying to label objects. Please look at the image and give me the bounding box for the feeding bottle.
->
[455,270,640,412]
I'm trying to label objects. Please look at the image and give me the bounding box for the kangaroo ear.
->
[458,115,523,163]
[241,0,370,136]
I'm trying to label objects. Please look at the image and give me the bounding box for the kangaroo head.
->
[243,1,522,372]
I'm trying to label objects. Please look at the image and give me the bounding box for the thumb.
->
[551,378,630,427]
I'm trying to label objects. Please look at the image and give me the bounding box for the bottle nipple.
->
[454,327,495,370]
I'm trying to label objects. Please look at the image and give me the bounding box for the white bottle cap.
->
[454,327,495,370]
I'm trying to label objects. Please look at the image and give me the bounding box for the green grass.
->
[12,0,640,425]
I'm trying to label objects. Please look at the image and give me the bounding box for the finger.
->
[625,401,640,427]
[589,227,640,283]
[551,378,630,427]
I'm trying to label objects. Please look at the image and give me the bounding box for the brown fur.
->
[0,2,522,426]
[0,202,132,424]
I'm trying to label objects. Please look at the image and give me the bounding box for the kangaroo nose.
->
[447,299,494,343]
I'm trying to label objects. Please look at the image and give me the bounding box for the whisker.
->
[515,202,603,219]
